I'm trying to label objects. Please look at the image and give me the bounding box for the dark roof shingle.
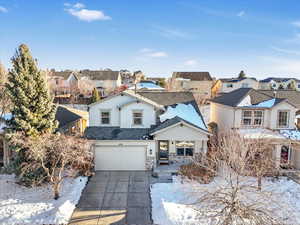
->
[210,88,273,107]
[137,91,195,106]
[55,106,82,129]
[172,72,213,81]
[84,127,150,140]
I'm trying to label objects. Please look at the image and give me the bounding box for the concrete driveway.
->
[69,171,153,225]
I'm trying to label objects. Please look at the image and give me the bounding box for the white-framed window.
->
[241,110,264,126]
[100,110,110,125]
[277,110,289,128]
[175,141,195,156]
[132,110,143,125]
[226,83,233,88]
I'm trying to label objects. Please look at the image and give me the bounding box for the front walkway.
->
[69,171,152,225]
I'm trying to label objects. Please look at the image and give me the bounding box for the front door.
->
[158,140,169,163]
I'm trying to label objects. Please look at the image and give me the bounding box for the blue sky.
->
[1,0,300,79]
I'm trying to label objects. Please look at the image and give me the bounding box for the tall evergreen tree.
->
[238,70,246,79]
[91,88,100,103]
[6,44,57,136]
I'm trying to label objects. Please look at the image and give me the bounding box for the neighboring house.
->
[55,106,88,134]
[259,77,300,91]
[128,81,165,91]
[210,88,300,169]
[48,70,122,98]
[211,77,259,97]
[169,72,214,99]
[85,90,210,171]
[79,70,122,97]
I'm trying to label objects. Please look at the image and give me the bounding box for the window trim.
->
[132,110,143,126]
[175,141,195,157]
[100,109,111,125]
[277,110,290,128]
[241,110,264,127]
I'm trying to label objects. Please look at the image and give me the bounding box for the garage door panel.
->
[95,146,146,171]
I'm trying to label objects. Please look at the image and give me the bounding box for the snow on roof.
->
[280,130,300,141]
[240,98,276,108]
[238,128,286,139]
[159,103,207,131]
[0,113,12,132]
[128,82,164,90]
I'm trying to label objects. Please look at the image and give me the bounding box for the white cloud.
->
[237,11,245,17]
[292,21,300,28]
[0,6,8,13]
[184,59,198,66]
[73,3,85,9]
[64,3,71,7]
[138,48,168,58]
[139,48,153,53]
[154,26,193,40]
[271,46,300,56]
[65,3,111,22]
[148,51,168,58]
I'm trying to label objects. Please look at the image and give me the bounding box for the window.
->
[298,84,300,89]
[133,110,143,125]
[241,110,263,126]
[281,145,291,164]
[175,141,195,156]
[242,83,249,88]
[277,110,289,128]
[253,111,263,126]
[101,110,110,124]
[226,84,233,88]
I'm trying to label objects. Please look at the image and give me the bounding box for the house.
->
[48,70,122,98]
[168,72,214,100]
[259,77,300,91]
[210,88,300,169]
[85,90,210,171]
[211,77,259,97]
[55,106,88,134]
[79,70,122,96]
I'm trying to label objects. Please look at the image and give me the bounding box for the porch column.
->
[274,144,281,168]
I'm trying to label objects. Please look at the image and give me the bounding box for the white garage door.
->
[94,145,146,171]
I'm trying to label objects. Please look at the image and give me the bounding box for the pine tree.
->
[238,70,246,79]
[6,44,57,136]
[91,88,100,103]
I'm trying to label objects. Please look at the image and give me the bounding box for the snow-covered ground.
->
[151,176,300,225]
[0,174,87,225]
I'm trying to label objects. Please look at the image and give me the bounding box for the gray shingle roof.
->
[172,72,213,81]
[84,127,151,140]
[55,106,81,130]
[257,90,300,109]
[51,71,74,79]
[210,88,274,107]
[137,91,195,106]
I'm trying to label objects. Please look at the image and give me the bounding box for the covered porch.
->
[238,128,300,169]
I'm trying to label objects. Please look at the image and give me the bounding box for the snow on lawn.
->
[0,174,87,225]
[151,176,300,225]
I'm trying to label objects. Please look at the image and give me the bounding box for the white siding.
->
[210,103,235,131]
[153,123,209,154]
[270,102,297,129]
[89,95,133,126]
[120,102,156,128]
[221,79,259,93]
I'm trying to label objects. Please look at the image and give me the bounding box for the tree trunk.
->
[53,182,61,200]
[258,176,262,191]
